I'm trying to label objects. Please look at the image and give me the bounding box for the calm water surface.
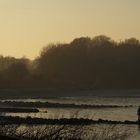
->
[2,96,140,121]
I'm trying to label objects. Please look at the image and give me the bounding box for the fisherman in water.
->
[137,106,140,122]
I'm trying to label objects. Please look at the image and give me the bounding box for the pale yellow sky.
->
[0,0,140,59]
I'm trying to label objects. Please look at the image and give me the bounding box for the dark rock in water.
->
[0,107,39,113]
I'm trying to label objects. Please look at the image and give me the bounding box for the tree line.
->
[0,35,140,89]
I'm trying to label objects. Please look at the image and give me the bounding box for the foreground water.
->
[1,96,140,139]
[1,96,140,121]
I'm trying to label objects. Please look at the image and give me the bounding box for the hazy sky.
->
[0,0,140,58]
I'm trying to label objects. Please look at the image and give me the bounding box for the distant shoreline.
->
[0,89,140,99]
